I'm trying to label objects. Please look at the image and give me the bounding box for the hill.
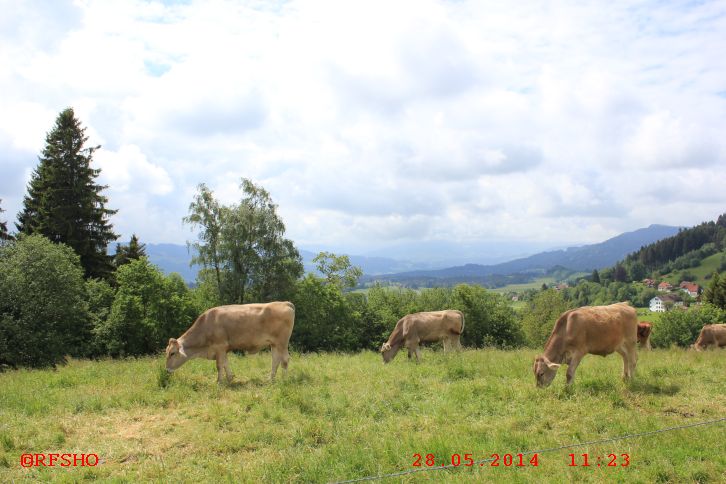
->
[659,250,726,286]
[1,350,724,482]
[145,243,200,283]
[366,224,680,287]
[143,245,432,284]
[624,213,726,272]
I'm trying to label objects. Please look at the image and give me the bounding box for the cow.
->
[693,323,726,350]
[637,321,653,350]
[533,302,638,388]
[165,301,295,383]
[380,310,464,363]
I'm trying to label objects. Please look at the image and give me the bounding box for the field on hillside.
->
[492,277,556,294]
[661,250,726,286]
[1,349,724,483]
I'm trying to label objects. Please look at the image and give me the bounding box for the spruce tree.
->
[0,199,10,241]
[17,108,117,278]
[113,234,147,268]
[591,269,600,284]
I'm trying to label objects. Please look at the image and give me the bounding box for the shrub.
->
[0,235,90,367]
[94,258,196,357]
[521,289,572,348]
[291,275,364,352]
[651,304,726,348]
[450,284,523,348]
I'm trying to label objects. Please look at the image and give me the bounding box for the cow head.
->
[165,338,189,372]
[533,355,560,388]
[380,342,399,363]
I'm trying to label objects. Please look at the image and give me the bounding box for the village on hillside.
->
[644,279,702,312]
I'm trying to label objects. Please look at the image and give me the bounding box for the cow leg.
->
[627,341,638,379]
[616,343,637,380]
[270,345,286,381]
[222,352,234,383]
[412,343,422,363]
[280,347,290,377]
[565,352,584,385]
[442,338,450,352]
[215,353,227,384]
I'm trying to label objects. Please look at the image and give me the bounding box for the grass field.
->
[661,250,726,286]
[492,277,556,294]
[1,349,725,483]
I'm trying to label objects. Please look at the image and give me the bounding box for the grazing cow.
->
[637,321,653,350]
[533,302,638,387]
[380,310,464,363]
[165,301,295,383]
[693,324,726,350]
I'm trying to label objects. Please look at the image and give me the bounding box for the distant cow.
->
[165,302,295,383]
[533,302,638,387]
[693,324,726,350]
[380,310,464,363]
[637,322,653,350]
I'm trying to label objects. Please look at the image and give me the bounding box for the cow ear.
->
[546,361,561,370]
[178,345,187,357]
[168,338,177,346]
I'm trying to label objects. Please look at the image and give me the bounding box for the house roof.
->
[681,282,700,293]
[652,293,683,303]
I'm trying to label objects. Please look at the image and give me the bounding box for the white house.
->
[649,294,684,312]
[679,282,700,298]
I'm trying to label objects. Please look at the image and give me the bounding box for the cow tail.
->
[451,311,464,335]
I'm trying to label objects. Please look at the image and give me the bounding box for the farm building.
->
[649,293,684,312]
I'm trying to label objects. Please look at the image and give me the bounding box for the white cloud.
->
[95,144,173,195]
[0,0,725,257]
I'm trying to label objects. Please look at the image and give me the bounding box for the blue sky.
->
[1,0,725,263]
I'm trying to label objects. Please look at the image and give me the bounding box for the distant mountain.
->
[143,224,681,285]
[145,245,431,283]
[145,243,200,283]
[366,224,681,286]
[298,250,434,275]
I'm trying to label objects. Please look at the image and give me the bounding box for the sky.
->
[1,0,725,264]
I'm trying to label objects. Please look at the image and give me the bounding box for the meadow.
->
[1,348,724,483]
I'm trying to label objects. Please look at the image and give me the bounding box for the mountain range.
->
[365,224,681,285]
[144,224,681,285]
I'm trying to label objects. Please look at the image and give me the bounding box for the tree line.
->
[1,108,725,368]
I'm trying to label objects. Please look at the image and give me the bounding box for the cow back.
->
[403,310,463,343]
[182,302,295,352]
[559,303,637,356]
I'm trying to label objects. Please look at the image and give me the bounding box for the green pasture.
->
[492,277,557,294]
[660,250,725,286]
[0,349,724,483]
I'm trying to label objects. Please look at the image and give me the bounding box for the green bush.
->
[521,289,572,348]
[450,284,523,348]
[0,235,91,367]
[291,275,364,352]
[364,283,522,350]
[85,278,115,356]
[94,258,197,357]
[650,304,726,348]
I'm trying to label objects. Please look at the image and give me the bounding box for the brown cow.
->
[638,321,653,350]
[533,302,638,387]
[380,310,464,363]
[165,302,295,383]
[693,323,726,350]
